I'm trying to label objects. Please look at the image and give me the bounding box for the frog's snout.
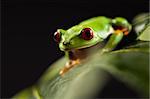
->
[63,41,70,46]
[59,41,72,51]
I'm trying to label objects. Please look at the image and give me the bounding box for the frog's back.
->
[79,16,111,25]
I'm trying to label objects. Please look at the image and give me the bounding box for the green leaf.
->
[132,13,149,35]
[13,42,149,99]
[137,25,150,41]
[132,13,150,41]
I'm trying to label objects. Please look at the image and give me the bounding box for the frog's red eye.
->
[81,28,93,40]
[54,31,61,43]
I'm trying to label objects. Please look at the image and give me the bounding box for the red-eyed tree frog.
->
[53,16,132,76]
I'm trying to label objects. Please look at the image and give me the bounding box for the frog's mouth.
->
[60,41,104,51]
[60,45,95,51]
[60,39,104,51]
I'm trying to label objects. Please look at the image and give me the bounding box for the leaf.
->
[132,13,150,41]
[13,42,149,99]
[137,25,150,41]
[90,42,149,97]
[132,13,149,35]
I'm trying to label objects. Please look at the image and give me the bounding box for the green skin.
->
[56,16,131,55]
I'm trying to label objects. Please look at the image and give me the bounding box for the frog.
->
[53,16,132,76]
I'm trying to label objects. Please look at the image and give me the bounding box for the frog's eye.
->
[81,28,93,40]
[54,31,61,43]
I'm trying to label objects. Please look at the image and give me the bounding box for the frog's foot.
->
[114,28,129,36]
[59,59,80,76]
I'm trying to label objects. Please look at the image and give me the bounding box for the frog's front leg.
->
[102,17,131,52]
[59,51,80,76]
[59,59,80,76]
[102,30,124,52]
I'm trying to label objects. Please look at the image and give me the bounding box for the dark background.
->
[2,0,148,98]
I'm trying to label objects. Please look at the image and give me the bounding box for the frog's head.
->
[54,26,103,51]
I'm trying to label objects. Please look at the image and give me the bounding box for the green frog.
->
[53,16,131,75]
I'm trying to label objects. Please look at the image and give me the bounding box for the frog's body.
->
[54,16,132,75]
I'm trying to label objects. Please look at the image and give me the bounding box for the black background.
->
[2,0,148,98]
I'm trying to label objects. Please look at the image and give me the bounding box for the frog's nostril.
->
[63,42,70,46]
